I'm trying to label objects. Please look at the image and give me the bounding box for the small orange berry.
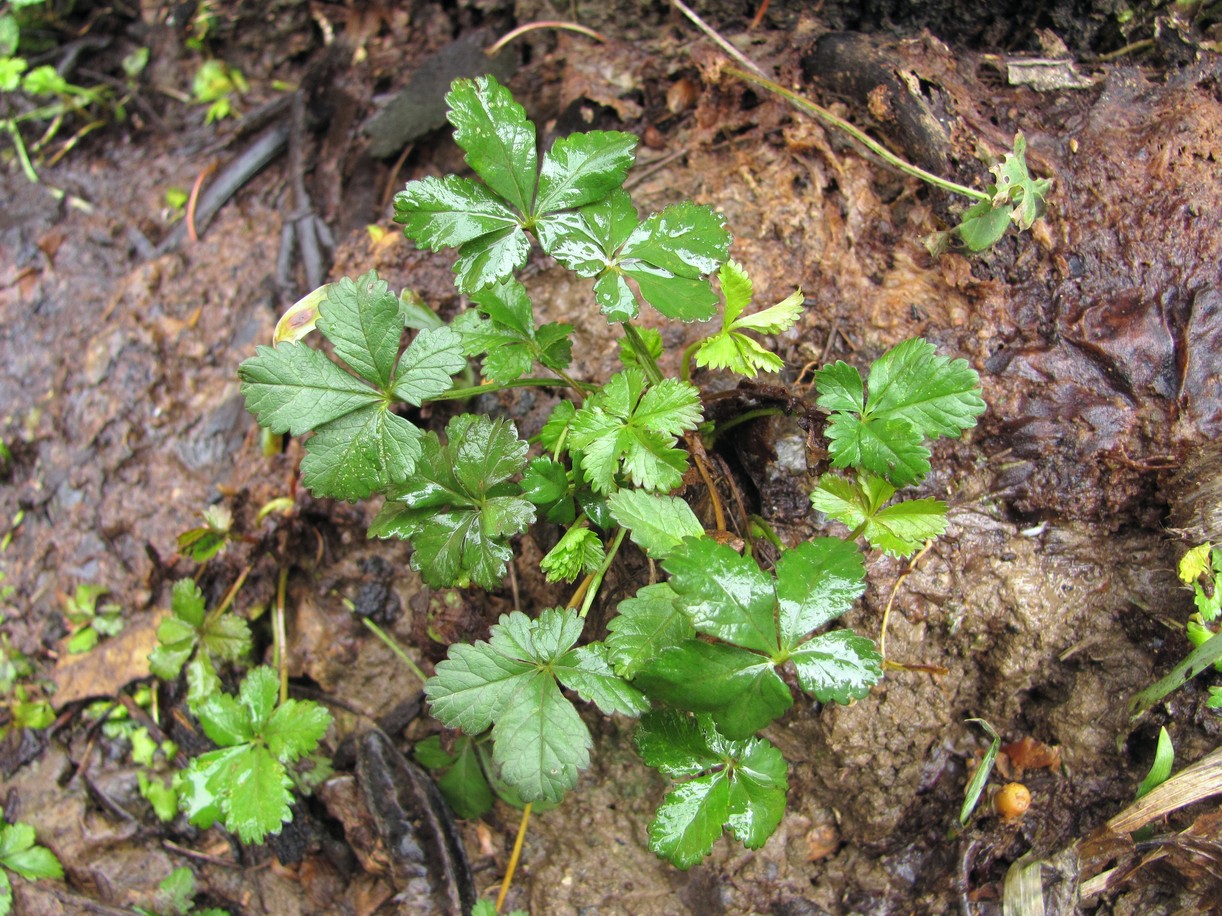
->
[994,782,1032,821]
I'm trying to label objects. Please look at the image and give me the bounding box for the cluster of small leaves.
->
[569,369,703,495]
[61,583,123,654]
[425,608,647,804]
[178,667,331,844]
[0,806,63,916]
[148,579,252,708]
[635,711,786,869]
[958,132,1053,251]
[1179,543,1222,672]
[369,415,536,589]
[239,270,467,501]
[0,636,52,739]
[394,75,730,321]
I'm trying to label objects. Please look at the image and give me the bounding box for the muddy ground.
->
[1,1,1221,913]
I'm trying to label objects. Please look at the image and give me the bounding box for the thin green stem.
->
[679,340,702,382]
[706,407,783,448]
[579,527,627,619]
[551,367,586,403]
[722,66,990,203]
[426,375,593,402]
[748,515,785,551]
[274,567,289,705]
[360,617,429,684]
[5,120,40,185]
[204,564,252,629]
[620,323,664,385]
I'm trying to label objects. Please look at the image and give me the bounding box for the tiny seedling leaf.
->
[539,526,605,582]
[811,471,948,557]
[960,717,1001,825]
[1135,726,1175,800]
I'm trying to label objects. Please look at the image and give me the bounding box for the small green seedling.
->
[1134,726,1174,800]
[191,60,248,124]
[960,718,1001,826]
[0,805,63,916]
[178,667,331,844]
[149,578,252,709]
[60,583,123,654]
[135,866,229,916]
[177,507,234,563]
[240,74,986,869]
[957,133,1052,250]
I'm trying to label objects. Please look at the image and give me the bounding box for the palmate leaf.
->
[425,609,645,804]
[636,710,787,868]
[811,471,947,557]
[454,278,573,383]
[148,578,251,681]
[181,667,331,844]
[240,270,466,500]
[395,75,637,293]
[813,338,985,487]
[541,190,731,322]
[637,538,879,738]
[695,261,804,376]
[370,415,535,589]
[569,369,702,494]
[0,816,64,884]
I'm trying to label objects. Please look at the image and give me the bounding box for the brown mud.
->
[1,1,1221,913]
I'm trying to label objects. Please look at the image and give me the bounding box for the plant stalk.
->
[721,66,991,203]
[579,527,627,619]
[427,375,594,402]
[620,322,664,386]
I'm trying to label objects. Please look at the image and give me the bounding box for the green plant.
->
[177,666,331,844]
[191,60,247,124]
[239,75,984,867]
[135,866,228,916]
[1130,542,1222,720]
[60,583,123,654]
[149,578,252,709]
[0,805,63,915]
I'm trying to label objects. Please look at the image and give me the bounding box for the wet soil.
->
[2,1,1221,914]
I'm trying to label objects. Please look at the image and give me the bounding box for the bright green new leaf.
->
[149,578,252,681]
[814,338,985,487]
[369,415,534,589]
[539,525,605,582]
[637,538,878,738]
[695,260,803,375]
[425,608,644,803]
[607,490,704,559]
[1135,726,1174,800]
[180,667,332,844]
[569,369,702,494]
[636,711,787,868]
[811,471,948,557]
[240,270,466,500]
[606,583,695,679]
